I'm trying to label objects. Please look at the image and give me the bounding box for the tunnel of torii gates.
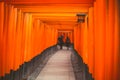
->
[0,0,120,80]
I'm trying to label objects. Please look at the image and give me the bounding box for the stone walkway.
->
[35,49,75,80]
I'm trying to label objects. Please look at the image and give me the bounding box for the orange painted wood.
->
[24,13,33,62]
[14,9,23,70]
[74,26,80,54]
[94,0,106,80]
[20,12,25,65]
[93,2,96,78]
[83,16,88,64]
[23,13,29,62]
[1,3,10,76]
[113,0,119,79]
[88,7,94,76]
[6,5,14,73]
[77,25,81,56]
[0,2,4,76]
[80,23,84,61]
[105,0,115,79]
[11,0,94,4]
[33,19,39,56]
[40,22,45,51]
[80,23,84,58]
[18,10,23,65]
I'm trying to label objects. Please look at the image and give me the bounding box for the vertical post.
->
[94,0,106,79]
[88,7,94,77]
[23,13,32,62]
[113,0,120,80]
[83,15,88,64]
[105,0,115,80]
[0,2,4,77]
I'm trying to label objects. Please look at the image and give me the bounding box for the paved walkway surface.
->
[35,49,75,80]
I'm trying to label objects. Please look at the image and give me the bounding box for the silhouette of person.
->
[57,35,64,49]
[65,36,71,50]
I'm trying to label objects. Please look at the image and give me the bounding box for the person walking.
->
[57,35,64,49]
[65,36,71,50]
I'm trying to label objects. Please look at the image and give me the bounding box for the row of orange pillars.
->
[0,0,120,80]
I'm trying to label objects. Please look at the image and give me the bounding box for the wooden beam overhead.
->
[9,0,94,4]
[13,3,93,7]
[17,6,89,13]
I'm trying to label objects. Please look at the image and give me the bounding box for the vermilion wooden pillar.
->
[45,25,49,47]
[94,0,106,79]
[0,2,4,76]
[39,21,45,53]
[113,0,119,79]
[23,13,33,62]
[44,24,48,49]
[69,32,73,43]
[11,7,18,70]
[30,18,34,58]
[80,16,88,64]
[34,19,40,56]
[74,25,81,56]
[37,20,42,54]
[83,16,88,64]
[6,5,17,72]
[51,26,56,45]
[20,12,25,65]
[33,19,37,56]
[19,10,25,65]
[80,23,84,57]
[53,25,57,45]
[78,25,81,56]
[40,22,46,51]
[14,9,25,68]
[33,19,38,56]
[93,2,96,78]
[2,3,10,76]
[105,0,115,79]
[46,25,56,47]
[52,26,56,45]
[88,7,94,76]
[73,26,77,50]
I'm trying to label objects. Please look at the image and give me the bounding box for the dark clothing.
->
[65,37,71,49]
[57,36,64,49]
